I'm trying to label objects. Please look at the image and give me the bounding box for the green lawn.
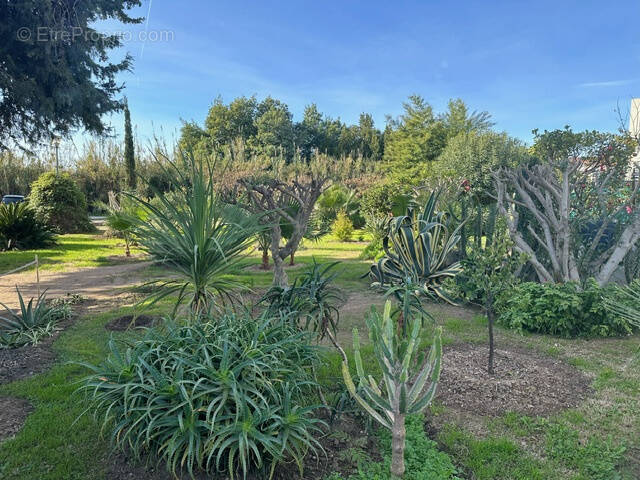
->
[0,232,639,479]
[0,230,142,273]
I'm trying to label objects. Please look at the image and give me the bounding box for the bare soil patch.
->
[0,397,33,442]
[244,262,305,272]
[105,314,157,331]
[436,342,593,416]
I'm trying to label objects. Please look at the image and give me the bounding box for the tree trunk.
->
[390,414,406,478]
[124,235,131,257]
[270,225,289,287]
[261,248,269,269]
[596,215,640,285]
[459,198,468,259]
[487,293,495,375]
[289,251,295,266]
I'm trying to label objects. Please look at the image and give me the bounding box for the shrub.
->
[80,311,323,479]
[332,210,354,241]
[0,288,68,348]
[0,202,55,250]
[495,280,636,337]
[29,171,93,233]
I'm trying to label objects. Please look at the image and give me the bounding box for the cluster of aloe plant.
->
[81,311,323,479]
[369,191,463,303]
[339,290,442,478]
[0,288,71,348]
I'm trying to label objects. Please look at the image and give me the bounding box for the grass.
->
[0,231,142,273]
[1,231,639,479]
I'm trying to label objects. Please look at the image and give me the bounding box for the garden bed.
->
[0,397,33,443]
[436,342,593,416]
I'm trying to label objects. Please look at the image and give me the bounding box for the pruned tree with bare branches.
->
[493,128,639,285]
[223,154,359,286]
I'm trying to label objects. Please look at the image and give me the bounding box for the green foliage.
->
[327,415,460,479]
[29,172,93,233]
[439,426,548,480]
[495,280,636,337]
[453,232,524,305]
[0,288,69,348]
[433,131,527,197]
[369,192,463,303]
[342,300,442,425]
[383,97,492,184]
[604,280,640,328]
[0,202,55,250]
[544,423,625,480]
[315,184,363,230]
[261,260,344,339]
[332,210,355,241]
[340,299,442,479]
[102,192,145,256]
[0,150,47,197]
[0,1,142,147]
[80,311,323,479]
[123,102,136,190]
[129,154,264,312]
[360,182,411,220]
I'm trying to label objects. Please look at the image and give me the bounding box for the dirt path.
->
[0,261,152,309]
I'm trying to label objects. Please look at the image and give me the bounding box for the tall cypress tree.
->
[124,101,136,190]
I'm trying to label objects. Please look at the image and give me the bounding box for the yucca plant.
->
[369,191,463,303]
[80,310,324,479]
[339,300,442,478]
[0,288,63,348]
[128,152,266,312]
[261,259,345,340]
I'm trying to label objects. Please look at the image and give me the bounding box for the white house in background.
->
[630,98,640,180]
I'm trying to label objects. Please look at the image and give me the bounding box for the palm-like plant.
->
[129,153,265,312]
[102,191,142,257]
[369,191,463,303]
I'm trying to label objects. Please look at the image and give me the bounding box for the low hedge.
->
[495,280,637,338]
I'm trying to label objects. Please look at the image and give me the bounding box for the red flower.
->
[626,205,633,214]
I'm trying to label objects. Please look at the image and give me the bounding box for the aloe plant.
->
[340,300,442,478]
[369,191,463,303]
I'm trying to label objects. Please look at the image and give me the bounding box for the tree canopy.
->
[0,0,143,149]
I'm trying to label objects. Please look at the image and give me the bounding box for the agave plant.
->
[0,288,63,347]
[102,191,142,257]
[128,152,266,313]
[369,191,463,303]
[340,300,442,478]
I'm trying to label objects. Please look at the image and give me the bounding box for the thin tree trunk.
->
[270,226,289,287]
[487,293,495,375]
[289,251,295,266]
[460,198,468,259]
[390,413,406,478]
[261,248,269,269]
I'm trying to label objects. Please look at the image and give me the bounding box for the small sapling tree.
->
[458,231,524,373]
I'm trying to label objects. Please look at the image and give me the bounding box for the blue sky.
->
[99,0,640,145]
